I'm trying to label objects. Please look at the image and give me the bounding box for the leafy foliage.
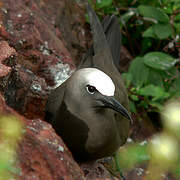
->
[89,0,180,114]
[138,5,169,23]
[0,116,23,179]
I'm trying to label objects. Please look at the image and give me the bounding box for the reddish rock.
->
[0,0,89,119]
[80,162,119,180]
[0,41,15,77]
[0,93,85,180]
[19,119,85,180]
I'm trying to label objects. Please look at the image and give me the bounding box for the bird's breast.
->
[58,101,124,159]
[84,109,121,158]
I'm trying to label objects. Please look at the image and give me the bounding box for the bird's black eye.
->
[86,85,96,94]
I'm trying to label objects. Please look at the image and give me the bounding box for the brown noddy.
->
[45,3,132,161]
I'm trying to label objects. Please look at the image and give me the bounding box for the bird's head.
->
[65,68,132,123]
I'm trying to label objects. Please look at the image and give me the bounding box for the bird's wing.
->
[45,82,66,123]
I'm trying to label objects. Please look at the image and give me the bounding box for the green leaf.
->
[143,26,157,38]
[149,101,163,111]
[0,162,9,170]
[174,13,180,22]
[130,95,139,101]
[118,143,149,169]
[129,100,137,114]
[137,84,170,100]
[163,3,174,14]
[160,67,179,80]
[139,100,149,109]
[96,0,112,8]
[129,57,149,87]
[121,10,136,25]
[143,23,173,39]
[121,73,132,88]
[174,23,180,33]
[103,6,117,14]
[147,69,164,88]
[141,38,153,53]
[138,5,169,23]
[154,23,173,39]
[85,14,90,23]
[170,76,180,97]
[174,1,180,10]
[143,52,177,70]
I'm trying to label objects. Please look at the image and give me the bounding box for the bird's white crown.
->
[79,68,115,96]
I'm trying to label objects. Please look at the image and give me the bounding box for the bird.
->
[45,3,132,161]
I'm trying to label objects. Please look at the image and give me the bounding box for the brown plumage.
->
[45,3,132,161]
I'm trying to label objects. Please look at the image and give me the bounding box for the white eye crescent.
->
[86,85,96,94]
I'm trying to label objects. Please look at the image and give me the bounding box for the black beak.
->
[99,96,133,124]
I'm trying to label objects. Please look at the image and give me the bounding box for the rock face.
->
[0,0,86,179]
[0,93,85,180]
[0,0,117,179]
[0,0,90,120]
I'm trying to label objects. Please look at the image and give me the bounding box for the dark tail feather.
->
[80,4,121,70]
[102,16,122,69]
